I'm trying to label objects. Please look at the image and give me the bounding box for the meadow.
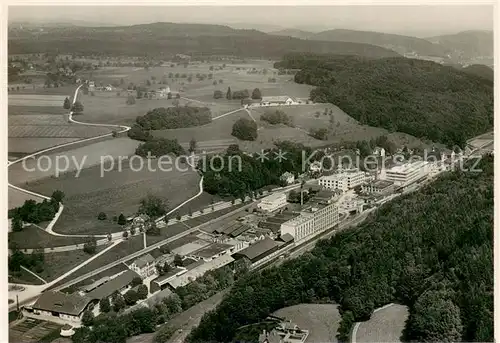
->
[24,159,202,235]
[354,304,409,343]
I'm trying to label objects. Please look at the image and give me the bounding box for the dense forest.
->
[135,138,185,158]
[128,106,211,142]
[8,23,399,59]
[275,54,493,148]
[461,64,494,82]
[136,107,212,130]
[189,155,493,343]
[201,142,312,197]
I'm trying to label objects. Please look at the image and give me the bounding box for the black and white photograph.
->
[5,2,495,343]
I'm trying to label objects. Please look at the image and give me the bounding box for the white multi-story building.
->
[280,193,340,242]
[129,253,156,279]
[257,192,288,212]
[318,171,365,192]
[382,161,429,186]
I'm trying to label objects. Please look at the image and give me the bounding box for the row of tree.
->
[188,155,493,343]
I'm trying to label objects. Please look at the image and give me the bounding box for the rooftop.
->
[234,237,279,261]
[87,270,140,300]
[80,276,110,293]
[260,192,287,202]
[261,96,295,103]
[386,160,428,173]
[366,180,394,188]
[132,254,155,268]
[171,240,212,256]
[153,267,187,286]
[191,243,233,259]
[167,255,235,289]
[279,233,295,243]
[33,291,92,316]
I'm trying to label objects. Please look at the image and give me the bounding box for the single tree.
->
[189,138,197,153]
[137,284,148,300]
[83,237,97,254]
[113,293,126,312]
[117,213,127,225]
[12,215,23,232]
[131,276,143,287]
[63,97,71,109]
[173,254,183,267]
[122,231,129,239]
[213,90,223,99]
[124,289,138,306]
[71,101,84,113]
[175,93,181,99]
[51,190,65,203]
[99,297,111,313]
[251,88,262,100]
[81,310,94,326]
[226,87,232,100]
[97,212,107,220]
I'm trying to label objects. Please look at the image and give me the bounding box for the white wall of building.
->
[382,161,429,186]
[257,193,288,212]
[319,172,365,192]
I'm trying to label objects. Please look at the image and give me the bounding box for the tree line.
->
[276,53,493,149]
[201,142,312,197]
[188,155,493,343]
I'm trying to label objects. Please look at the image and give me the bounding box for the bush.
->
[214,90,223,99]
[97,212,107,220]
[83,237,97,254]
[154,325,177,343]
[118,213,127,225]
[231,118,258,141]
[126,95,136,105]
[260,110,292,126]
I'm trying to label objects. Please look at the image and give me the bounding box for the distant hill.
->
[277,53,493,148]
[269,28,315,40]
[309,29,447,57]
[8,22,399,59]
[461,64,494,82]
[425,30,493,58]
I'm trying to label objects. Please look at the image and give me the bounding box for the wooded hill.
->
[8,22,399,59]
[310,29,448,57]
[426,30,493,59]
[275,53,493,148]
[188,155,493,343]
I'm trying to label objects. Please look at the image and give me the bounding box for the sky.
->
[8,4,494,37]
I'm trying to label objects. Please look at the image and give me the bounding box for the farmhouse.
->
[31,291,92,323]
[129,253,156,279]
[260,96,299,106]
[80,276,111,293]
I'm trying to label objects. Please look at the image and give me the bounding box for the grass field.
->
[31,245,109,283]
[9,105,68,115]
[9,137,140,185]
[9,84,76,96]
[8,225,90,249]
[9,138,82,155]
[9,268,45,286]
[355,304,409,343]
[60,263,129,294]
[273,304,342,343]
[8,94,68,107]
[50,235,145,287]
[9,114,111,138]
[23,160,201,235]
[8,187,46,211]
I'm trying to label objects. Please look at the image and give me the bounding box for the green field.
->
[24,159,201,235]
[8,224,90,249]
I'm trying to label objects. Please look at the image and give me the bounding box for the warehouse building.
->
[361,180,395,194]
[86,270,140,300]
[150,267,188,293]
[382,160,429,186]
[233,237,280,263]
[257,192,288,212]
[167,255,235,289]
[318,170,366,192]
